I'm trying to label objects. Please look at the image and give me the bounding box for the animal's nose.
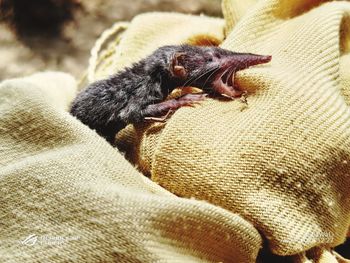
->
[222,53,272,71]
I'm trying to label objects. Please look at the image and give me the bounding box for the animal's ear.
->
[170,52,188,79]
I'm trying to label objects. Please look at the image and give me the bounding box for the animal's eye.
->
[207,57,213,62]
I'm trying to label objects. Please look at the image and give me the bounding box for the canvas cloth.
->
[1,0,350,262]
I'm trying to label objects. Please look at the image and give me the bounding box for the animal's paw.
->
[176,93,207,107]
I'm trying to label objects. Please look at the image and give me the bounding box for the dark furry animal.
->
[70,45,271,144]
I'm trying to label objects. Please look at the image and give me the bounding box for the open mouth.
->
[212,69,242,98]
[221,69,234,87]
[212,54,272,98]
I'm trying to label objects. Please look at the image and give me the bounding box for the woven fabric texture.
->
[0,72,261,262]
[114,0,350,257]
[1,0,350,262]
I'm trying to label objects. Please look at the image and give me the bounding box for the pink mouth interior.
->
[221,70,234,87]
[212,54,272,98]
[212,71,242,98]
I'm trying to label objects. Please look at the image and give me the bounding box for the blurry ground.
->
[0,0,221,81]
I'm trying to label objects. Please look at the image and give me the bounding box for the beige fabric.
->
[1,0,350,262]
[0,72,261,262]
[111,0,350,258]
[221,0,257,34]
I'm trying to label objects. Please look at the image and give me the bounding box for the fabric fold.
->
[0,72,262,262]
[112,0,350,257]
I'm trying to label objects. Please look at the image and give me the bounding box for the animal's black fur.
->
[70,45,271,144]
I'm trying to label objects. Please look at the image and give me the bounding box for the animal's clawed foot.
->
[176,93,208,107]
[143,93,207,122]
[144,110,175,122]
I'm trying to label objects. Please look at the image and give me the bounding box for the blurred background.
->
[0,0,221,80]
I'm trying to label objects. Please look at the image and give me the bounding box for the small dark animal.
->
[70,45,271,144]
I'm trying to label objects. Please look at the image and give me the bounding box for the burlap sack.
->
[92,0,350,257]
[1,0,350,262]
[0,72,262,262]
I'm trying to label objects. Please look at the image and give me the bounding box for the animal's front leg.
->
[142,93,207,121]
